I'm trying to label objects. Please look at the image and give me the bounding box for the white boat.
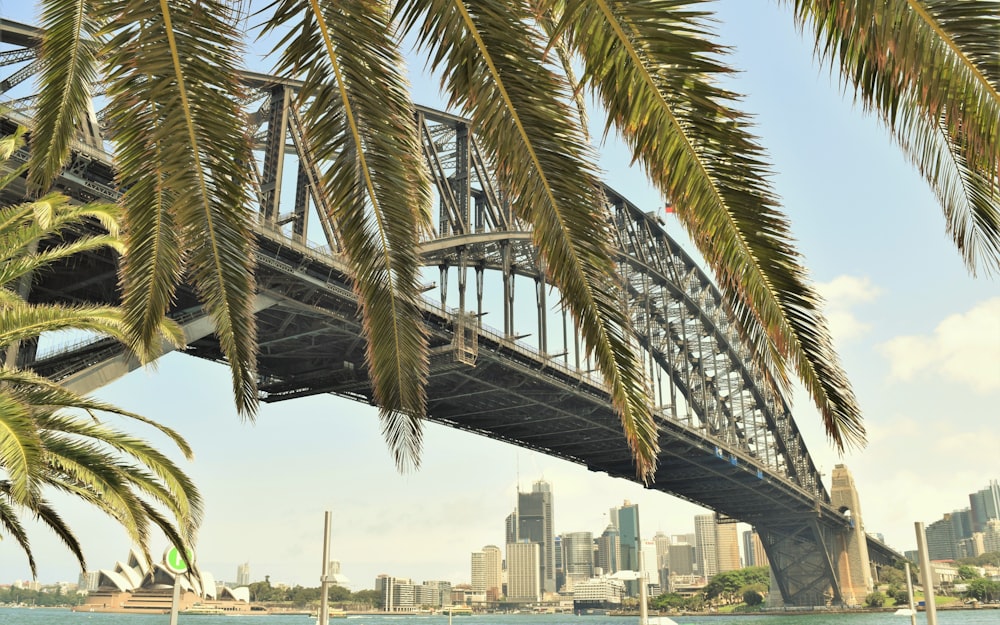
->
[894,608,915,616]
[181,604,229,615]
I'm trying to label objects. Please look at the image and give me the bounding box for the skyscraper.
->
[612,501,640,596]
[562,531,595,587]
[694,514,718,577]
[508,479,555,593]
[715,521,740,573]
[596,524,621,575]
[925,515,957,560]
[506,542,541,602]
[236,562,250,587]
[742,530,768,568]
[653,531,671,572]
[483,545,503,600]
[668,543,695,575]
[970,479,1000,533]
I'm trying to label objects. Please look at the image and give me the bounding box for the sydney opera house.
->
[73,548,267,614]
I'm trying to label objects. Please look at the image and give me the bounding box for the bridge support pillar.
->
[829,464,873,607]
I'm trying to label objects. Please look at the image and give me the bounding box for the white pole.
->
[168,575,181,625]
[319,511,332,625]
[638,549,648,625]
[915,522,937,625]
[905,562,917,625]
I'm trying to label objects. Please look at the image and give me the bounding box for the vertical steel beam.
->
[260,86,290,223]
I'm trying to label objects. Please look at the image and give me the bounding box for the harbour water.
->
[1,609,997,625]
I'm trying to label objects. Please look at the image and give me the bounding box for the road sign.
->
[164,546,192,575]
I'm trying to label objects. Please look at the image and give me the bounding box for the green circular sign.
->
[164,546,193,574]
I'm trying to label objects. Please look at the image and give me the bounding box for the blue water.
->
[1,609,998,625]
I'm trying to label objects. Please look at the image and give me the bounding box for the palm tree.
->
[0,128,202,576]
[24,0,1000,479]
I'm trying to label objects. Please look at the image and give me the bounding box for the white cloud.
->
[879,297,1000,393]
[815,275,881,342]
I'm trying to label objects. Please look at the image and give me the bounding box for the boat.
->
[310,608,348,619]
[181,604,230,615]
[894,608,915,616]
[442,606,473,616]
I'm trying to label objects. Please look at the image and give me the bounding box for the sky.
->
[0,0,997,590]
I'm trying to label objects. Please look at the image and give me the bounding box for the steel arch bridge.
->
[0,18,899,607]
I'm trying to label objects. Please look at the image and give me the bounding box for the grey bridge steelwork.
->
[0,19,899,607]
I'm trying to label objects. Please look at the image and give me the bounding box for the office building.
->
[715,521,740,573]
[507,542,541,602]
[694,514,718,577]
[236,562,250,587]
[596,524,621,574]
[472,546,502,600]
[508,480,555,593]
[742,530,768,567]
[612,501,641,596]
[562,531,595,588]
[653,531,671,571]
[668,543,695,576]
[985,519,1000,553]
[970,480,1000,533]
[925,515,957,560]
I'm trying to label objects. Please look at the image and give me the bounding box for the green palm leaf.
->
[29,0,103,191]
[0,492,40,576]
[792,0,1000,275]
[100,0,258,414]
[550,0,864,451]
[266,0,433,470]
[398,0,659,477]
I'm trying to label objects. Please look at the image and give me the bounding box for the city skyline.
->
[0,0,997,590]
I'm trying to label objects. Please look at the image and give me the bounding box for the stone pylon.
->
[829,464,873,606]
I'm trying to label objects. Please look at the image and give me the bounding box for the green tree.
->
[0,130,201,577]
[957,565,981,580]
[27,0,1000,475]
[966,578,1000,603]
[741,583,767,607]
[865,591,887,608]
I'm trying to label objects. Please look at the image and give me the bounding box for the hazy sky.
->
[0,0,997,590]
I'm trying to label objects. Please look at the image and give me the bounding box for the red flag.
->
[664,202,675,214]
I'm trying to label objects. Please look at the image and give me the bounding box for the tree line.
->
[246,578,381,609]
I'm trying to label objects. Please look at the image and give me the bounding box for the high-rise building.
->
[984,519,1000,553]
[742,530,768,568]
[653,531,671,571]
[951,508,973,541]
[508,480,555,593]
[236,562,250,587]
[613,501,641,596]
[471,552,487,594]
[507,542,541,602]
[640,539,660,595]
[694,514,718,577]
[667,543,695,575]
[970,480,1000,533]
[596,524,621,574]
[562,531,595,587]
[925,515,957,560]
[716,521,740,573]
[483,545,503,600]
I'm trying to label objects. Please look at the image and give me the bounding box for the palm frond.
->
[101,0,259,414]
[0,392,44,504]
[555,0,864,450]
[266,0,432,470]
[0,304,126,350]
[398,0,659,477]
[26,497,86,572]
[792,0,1000,275]
[29,0,103,191]
[0,492,38,577]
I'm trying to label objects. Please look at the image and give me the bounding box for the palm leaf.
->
[398,0,659,477]
[265,0,432,470]
[550,0,864,450]
[30,0,103,191]
[792,0,1000,275]
[100,0,259,414]
[0,492,38,577]
[0,392,43,504]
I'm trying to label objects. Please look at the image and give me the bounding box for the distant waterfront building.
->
[970,480,1000,533]
[925,515,958,560]
[694,514,718,577]
[508,479,555,593]
[596,524,621,575]
[471,546,502,601]
[236,562,250,587]
[640,539,660,596]
[507,541,541,603]
[951,508,973,541]
[958,533,986,558]
[572,576,625,612]
[612,501,641,595]
[423,581,452,607]
[471,552,487,595]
